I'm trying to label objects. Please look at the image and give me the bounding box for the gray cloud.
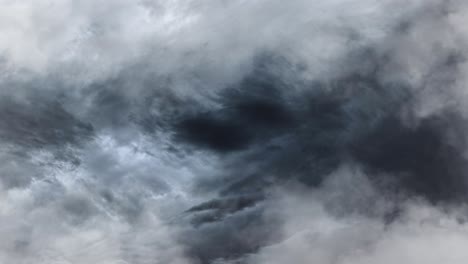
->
[1,0,468,263]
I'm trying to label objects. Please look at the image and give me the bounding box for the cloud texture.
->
[1,0,468,263]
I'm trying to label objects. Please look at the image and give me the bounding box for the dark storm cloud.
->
[177,50,468,202]
[0,98,94,151]
[352,112,468,203]
[1,0,468,264]
[181,202,280,264]
[176,48,468,262]
[0,97,95,188]
[174,93,294,153]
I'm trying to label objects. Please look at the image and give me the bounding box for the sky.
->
[1,0,468,263]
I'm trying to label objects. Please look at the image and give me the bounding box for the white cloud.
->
[249,166,468,264]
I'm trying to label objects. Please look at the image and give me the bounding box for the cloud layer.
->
[1,0,468,263]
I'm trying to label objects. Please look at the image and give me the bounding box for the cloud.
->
[248,166,468,264]
[1,0,468,263]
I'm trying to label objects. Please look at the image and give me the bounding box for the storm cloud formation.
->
[1,0,468,263]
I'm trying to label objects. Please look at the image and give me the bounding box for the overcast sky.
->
[1,0,468,263]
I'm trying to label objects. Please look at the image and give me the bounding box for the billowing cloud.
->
[1,0,468,263]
